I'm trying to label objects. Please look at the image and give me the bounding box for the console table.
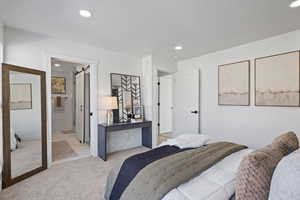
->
[98,120,152,161]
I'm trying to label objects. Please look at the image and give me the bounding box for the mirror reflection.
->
[10,71,42,178]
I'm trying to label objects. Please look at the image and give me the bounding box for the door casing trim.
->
[45,53,98,167]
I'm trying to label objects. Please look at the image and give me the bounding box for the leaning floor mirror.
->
[2,64,47,188]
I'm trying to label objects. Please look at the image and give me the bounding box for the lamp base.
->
[107,110,113,125]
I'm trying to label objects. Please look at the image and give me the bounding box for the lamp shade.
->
[104,96,118,110]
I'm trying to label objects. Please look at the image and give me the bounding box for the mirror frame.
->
[110,73,142,123]
[2,64,47,188]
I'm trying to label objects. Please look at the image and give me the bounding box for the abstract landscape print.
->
[255,51,300,107]
[10,83,32,110]
[218,60,250,106]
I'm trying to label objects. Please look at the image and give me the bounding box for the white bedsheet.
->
[162,148,253,200]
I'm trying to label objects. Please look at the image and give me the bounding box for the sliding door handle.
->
[191,110,198,114]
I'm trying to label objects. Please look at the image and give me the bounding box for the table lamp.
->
[104,96,118,125]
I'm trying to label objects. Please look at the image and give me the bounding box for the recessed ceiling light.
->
[174,46,183,51]
[79,10,92,18]
[290,0,300,8]
[54,64,61,67]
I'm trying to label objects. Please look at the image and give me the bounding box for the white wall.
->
[52,67,75,132]
[142,56,154,121]
[153,55,177,74]
[159,75,173,133]
[141,56,156,145]
[2,26,144,162]
[177,30,300,149]
[11,73,42,140]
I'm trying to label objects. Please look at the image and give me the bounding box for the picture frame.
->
[51,77,66,94]
[218,60,250,106]
[10,83,32,110]
[133,105,144,120]
[255,51,300,107]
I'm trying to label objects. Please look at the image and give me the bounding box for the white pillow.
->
[160,134,211,149]
[269,149,300,200]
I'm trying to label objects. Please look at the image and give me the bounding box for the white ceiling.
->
[0,0,300,61]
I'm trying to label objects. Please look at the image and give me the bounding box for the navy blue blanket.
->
[109,145,193,200]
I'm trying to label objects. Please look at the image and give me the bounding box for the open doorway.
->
[157,70,174,144]
[51,58,91,163]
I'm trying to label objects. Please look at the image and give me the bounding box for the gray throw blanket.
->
[105,142,247,200]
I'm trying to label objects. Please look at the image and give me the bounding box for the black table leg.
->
[142,126,152,148]
[98,126,107,161]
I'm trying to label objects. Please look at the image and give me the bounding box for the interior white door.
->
[173,68,199,134]
[75,72,85,142]
[159,75,173,134]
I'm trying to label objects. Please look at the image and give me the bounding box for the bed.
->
[162,148,252,200]
[105,134,253,200]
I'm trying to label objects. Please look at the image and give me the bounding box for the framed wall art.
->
[255,51,300,107]
[51,77,66,94]
[218,60,250,106]
[10,83,32,110]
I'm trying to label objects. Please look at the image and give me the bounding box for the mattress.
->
[162,148,253,200]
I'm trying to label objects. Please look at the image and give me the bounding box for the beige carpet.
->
[0,147,149,200]
[11,140,42,178]
[52,141,77,161]
[52,132,90,162]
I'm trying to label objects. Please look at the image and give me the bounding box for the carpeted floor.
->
[52,141,77,161]
[0,147,149,200]
[11,139,42,178]
[52,131,90,162]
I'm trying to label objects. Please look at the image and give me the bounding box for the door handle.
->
[191,110,198,114]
